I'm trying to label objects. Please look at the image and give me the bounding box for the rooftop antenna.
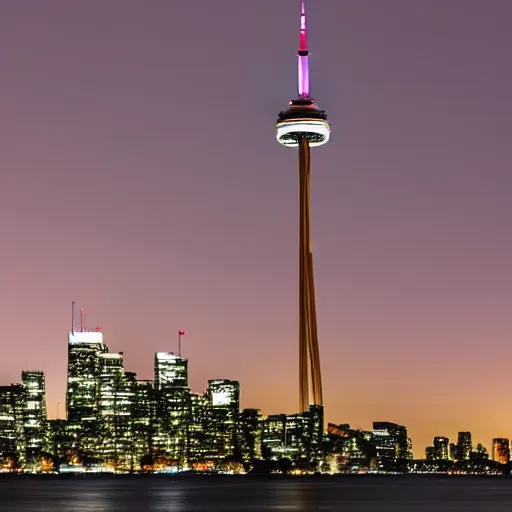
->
[80,308,85,332]
[178,330,186,357]
[71,301,75,334]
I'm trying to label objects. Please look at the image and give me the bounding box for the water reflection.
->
[4,476,512,511]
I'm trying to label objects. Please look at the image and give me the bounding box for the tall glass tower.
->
[0,384,26,468]
[97,352,134,470]
[154,352,190,465]
[66,330,106,455]
[21,370,47,466]
[205,379,240,461]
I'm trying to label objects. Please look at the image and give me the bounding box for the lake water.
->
[2,476,512,511]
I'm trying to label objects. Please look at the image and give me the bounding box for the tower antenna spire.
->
[298,0,310,97]
[300,0,307,51]
[71,301,75,334]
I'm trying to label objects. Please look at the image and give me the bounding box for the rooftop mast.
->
[71,301,75,334]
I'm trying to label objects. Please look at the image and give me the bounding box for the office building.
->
[154,353,190,466]
[372,422,412,470]
[21,371,47,467]
[433,436,450,461]
[456,432,472,461]
[66,330,106,457]
[130,379,155,470]
[97,352,133,470]
[46,419,73,465]
[492,438,510,465]
[154,352,188,390]
[204,379,240,462]
[0,384,26,469]
[238,408,262,465]
[425,446,436,461]
[262,405,323,468]
[188,392,208,464]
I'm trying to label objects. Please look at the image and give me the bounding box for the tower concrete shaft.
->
[276,0,329,412]
[298,137,323,412]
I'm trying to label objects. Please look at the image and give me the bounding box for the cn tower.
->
[276,0,330,413]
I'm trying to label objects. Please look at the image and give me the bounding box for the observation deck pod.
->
[276,97,330,148]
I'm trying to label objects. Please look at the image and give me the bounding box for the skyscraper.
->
[154,352,190,465]
[130,379,155,469]
[492,438,510,465]
[66,330,107,456]
[238,408,263,465]
[21,370,47,467]
[97,352,134,470]
[433,436,450,461]
[261,405,323,466]
[0,384,26,469]
[372,422,412,469]
[456,431,472,461]
[276,0,330,413]
[154,352,188,389]
[46,419,73,466]
[188,392,208,464]
[204,379,240,462]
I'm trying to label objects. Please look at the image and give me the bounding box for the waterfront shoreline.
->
[0,472,509,479]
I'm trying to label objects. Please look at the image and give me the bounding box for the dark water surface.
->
[1,476,512,511]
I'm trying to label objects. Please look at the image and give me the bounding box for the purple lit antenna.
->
[298,0,310,97]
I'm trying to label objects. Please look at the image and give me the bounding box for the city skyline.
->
[0,313,507,457]
[2,0,512,456]
[2,321,512,474]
